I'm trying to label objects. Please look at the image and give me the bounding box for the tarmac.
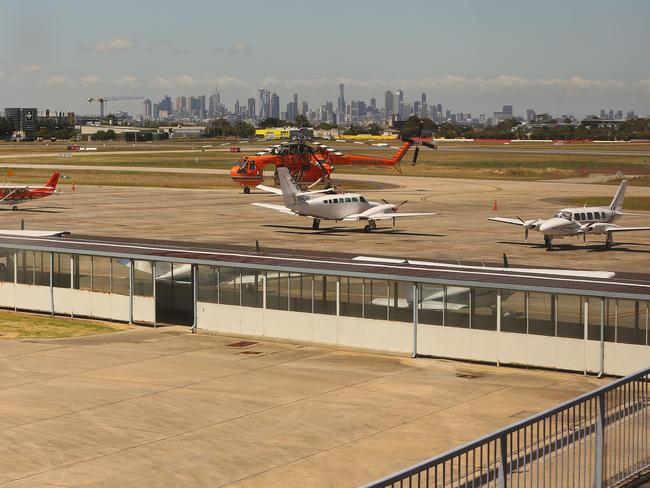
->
[2,174,650,274]
[0,326,605,487]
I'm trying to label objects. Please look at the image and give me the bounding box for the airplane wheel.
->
[11,206,18,211]
[605,240,612,250]
[364,224,372,233]
[544,236,553,251]
[312,219,320,230]
[243,186,251,194]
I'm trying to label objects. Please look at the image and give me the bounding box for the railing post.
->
[595,392,606,487]
[498,433,508,488]
[49,252,54,316]
[191,264,198,333]
[411,283,418,358]
[128,259,134,325]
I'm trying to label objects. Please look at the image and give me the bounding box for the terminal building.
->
[4,107,38,139]
[0,233,647,377]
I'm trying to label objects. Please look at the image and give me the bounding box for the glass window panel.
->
[218,267,240,306]
[364,280,388,320]
[557,294,584,339]
[445,286,470,328]
[528,292,555,336]
[616,299,646,345]
[418,283,444,326]
[0,251,15,283]
[16,250,34,285]
[587,297,603,341]
[33,252,50,286]
[198,265,218,304]
[111,258,130,295]
[389,281,413,323]
[313,275,336,315]
[289,273,312,313]
[471,288,498,331]
[52,253,70,288]
[604,299,616,342]
[340,277,363,318]
[241,269,263,308]
[91,256,111,293]
[501,290,527,333]
[133,260,153,297]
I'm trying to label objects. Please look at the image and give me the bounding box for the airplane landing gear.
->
[544,235,553,251]
[11,206,18,211]
[312,219,321,230]
[364,221,377,233]
[605,234,613,250]
[243,186,251,194]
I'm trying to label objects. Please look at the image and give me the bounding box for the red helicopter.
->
[229,135,436,193]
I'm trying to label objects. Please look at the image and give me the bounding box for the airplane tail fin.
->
[46,172,61,189]
[609,179,627,212]
[276,167,301,206]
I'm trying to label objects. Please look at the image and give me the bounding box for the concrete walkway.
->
[0,327,605,487]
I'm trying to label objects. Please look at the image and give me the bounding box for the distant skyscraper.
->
[258,88,271,120]
[198,95,206,117]
[526,109,536,123]
[234,100,240,115]
[337,84,345,121]
[270,92,280,119]
[153,103,160,119]
[142,99,152,119]
[209,89,220,117]
[286,102,296,123]
[502,105,513,116]
[384,90,393,115]
[293,93,298,113]
[370,98,376,109]
[301,101,308,116]
[247,98,256,119]
[393,90,404,120]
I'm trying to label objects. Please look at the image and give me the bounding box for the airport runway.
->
[3,175,650,274]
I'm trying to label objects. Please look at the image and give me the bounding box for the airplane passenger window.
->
[351,197,358,202]
[345,198,351,203]
[333,198,339,203]
[587,212,593,220]
[594,212,600,219]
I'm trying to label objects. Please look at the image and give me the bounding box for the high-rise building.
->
[421,93,427,105]
[502,105,513,116]
[526,109,536,123]
[142,99,152,119]
[209,89,221,118]
[198,95,206,117]
[370,98,376,109]
[153,103,160,119]
[286,102,296,123]
[247,98,256,119]
[392,90,404,120]
[258,88,271,120]
[293,94,298,113]
[4,108,38,136]
[337,84,345,122]
[160,95,172,115]
[384,90,393,116]
[234,100,240,115]
[301,101,308,116]
[270,92,280,119]
[175,96,187,113]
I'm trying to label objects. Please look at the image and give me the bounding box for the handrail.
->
[362,366,650,488]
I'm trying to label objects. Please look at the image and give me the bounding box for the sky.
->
[1,0,649,118]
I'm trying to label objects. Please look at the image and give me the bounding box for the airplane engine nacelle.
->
[359,204,396,218]
[585,223,610,235]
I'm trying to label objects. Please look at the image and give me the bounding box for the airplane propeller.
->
[516,216,541,242]
[382,199,408,226]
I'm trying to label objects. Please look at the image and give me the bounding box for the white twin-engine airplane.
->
[252,167,435,232]
[489,180,650,251]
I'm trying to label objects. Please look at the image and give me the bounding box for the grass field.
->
[1,139,650,187]
[0,310,130,339]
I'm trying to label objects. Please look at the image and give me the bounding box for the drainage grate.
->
[225,340,259,348]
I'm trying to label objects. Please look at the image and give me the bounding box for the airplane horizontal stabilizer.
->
[256,185,283,195]
[251,202,296,215]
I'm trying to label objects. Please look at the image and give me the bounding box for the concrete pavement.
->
[0,327,605,487]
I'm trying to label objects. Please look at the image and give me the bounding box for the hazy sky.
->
[1,0,649,117]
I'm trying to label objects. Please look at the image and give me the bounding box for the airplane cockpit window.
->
[360,196,367,203]
[558,211,572,220]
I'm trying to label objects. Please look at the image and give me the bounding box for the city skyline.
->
[1,0,649,117]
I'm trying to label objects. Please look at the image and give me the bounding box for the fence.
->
[363,367,650,488]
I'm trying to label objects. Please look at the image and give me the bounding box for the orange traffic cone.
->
[72,183,76,191]
[492,199,498,211]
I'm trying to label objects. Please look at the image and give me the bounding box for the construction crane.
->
[87,96,144,121]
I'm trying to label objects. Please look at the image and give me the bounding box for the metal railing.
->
[363,368,650,488]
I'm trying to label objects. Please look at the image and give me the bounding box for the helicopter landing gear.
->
[312,219,321,230]
[243,186,251,194]
[544,235,553,251]
[364,221,377,233]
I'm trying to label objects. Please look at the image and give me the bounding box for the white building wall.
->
[15,284,50,312]
[0,282,15,308]
[133,296,155,323]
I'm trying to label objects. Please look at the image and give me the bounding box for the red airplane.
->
[0,172,61,210]
[229,136,436,193]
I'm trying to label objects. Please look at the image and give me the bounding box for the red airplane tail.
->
[46,172,61,189]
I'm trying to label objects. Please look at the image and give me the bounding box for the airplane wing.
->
[256,185,283,195]
[0,230,70,237]
[605,226,650,233]
[488,217,524,226]
[342,212,436,222]
[251,202,296,215]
